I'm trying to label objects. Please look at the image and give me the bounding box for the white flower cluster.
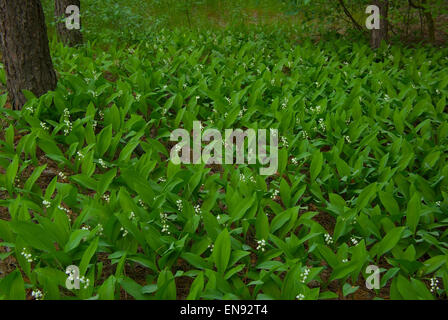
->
[77,151,85,160]
[344,135,352,144]
[324,233,334,245]
[208,243,214,252]
[291,157,299,165]
[430,277,439,293]
[271,189,279,200]
[160,213,170,234]
[57,205,70,215]
[300,267,311,283]
[301,131,309,140]
[281,98,288,110]
[88,90,99,97]
[66,268,76,282]
[281,136,289,148]
[176,199,183,211]
[318,118,326,132]
[240,173,246,182]
[120,227,128,237]
[81,225,90,231]
[138,199,147,209]
[436,201,441,207]
[25,105,34,114]
[79,276,90,289]
[129,211,136,221]
[21,249,34,263]
[350,237,359,246]
[63,108,72,136]
[342,258,348,263]
[296,293,305,300]
[238,107,247,118]
[256,239,266,252]
[97,224,103,236]
[58,171,67,180]
[43,200,51,208]
[102,193,110,203]
[31,289,43,300]
[40,122,49,131]
[98,158,107,168]
[194,204,202,215]
[309,105,322,114]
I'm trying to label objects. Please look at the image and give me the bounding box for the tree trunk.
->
[424,10,436,43]
[55,0,83,46]
[371,0,389,49]
[0,0,57,109]
[422,0,436,43]
[409,0,436,43]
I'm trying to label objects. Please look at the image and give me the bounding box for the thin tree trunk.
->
[405,3,411,40]
[409,0,435,43]
[371,0,389,49]
[424,10,435,43]
[55,0,83,46]
[0,0,57,109]
[337,0,363,31]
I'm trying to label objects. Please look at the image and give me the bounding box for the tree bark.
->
[409,0,435,43]
[337,0,363,31]
[55,0,83,46]
[371,0,389,49]
[0,0,57,109]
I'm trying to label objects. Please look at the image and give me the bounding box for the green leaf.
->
[98,276,116,300]
[406,193,421,234]
[342,283,359,297]
[376,227,405,257]
[310,150,323,181]
[120,277,148,300]
[156,269,176,300]
[0,270,25,300]
[6,155,19,194]
[79,237,99,276]
[214,229,231,274]
[379,191,400,216]
[186,272,204,300]
[97,168,117,196]
[96,125,112,157]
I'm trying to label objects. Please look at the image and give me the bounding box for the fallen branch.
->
[337,0,364,31]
